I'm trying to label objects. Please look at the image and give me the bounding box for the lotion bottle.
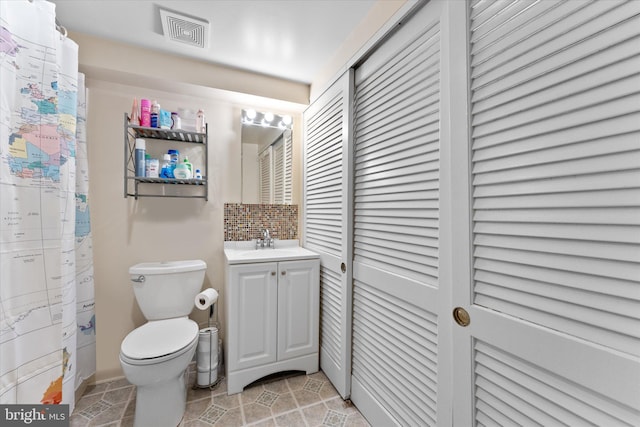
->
[182,157,193,175]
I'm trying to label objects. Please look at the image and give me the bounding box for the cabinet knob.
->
[281,271,286,276]
[271,271,276,276]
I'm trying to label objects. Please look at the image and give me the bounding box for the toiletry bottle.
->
[144,153,152,177]
[168,149,179,169]
[171,112,181,130]
[140,99,151,127]
[150,100,160,128]
[196,109,205,133]
[174,163,192,179]
[130,98,139,125]
[148,158,159,178]
[160,153,173,178]
[182,157,193,175]
[194,169,202,180]
[135,139,146,177]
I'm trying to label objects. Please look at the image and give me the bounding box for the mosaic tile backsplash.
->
[224,203,298,241]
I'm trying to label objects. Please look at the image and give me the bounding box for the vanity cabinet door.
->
[228,262,278,371]
[277,259,320,361]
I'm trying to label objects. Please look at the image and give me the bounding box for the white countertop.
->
[224,240,320,264]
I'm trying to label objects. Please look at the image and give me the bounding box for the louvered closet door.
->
[283,129,293,204]
[303,71,353,398]
[259,147,272,204]
[453,1,640,424]
[351,1,453,425]
[273,138,285,204]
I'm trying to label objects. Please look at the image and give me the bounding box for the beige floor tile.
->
[198,403,228,425]
[318,381,339,401]
[345,412,371,427]
[184,419,212,427]
[307,371,328,383]
[87,402,126,426]
[270,392,297,417]
[242,402,272,425]
[212,392,241,410]
[106,378,131,390]
[213,406,243,426]
[184,398,211,421]
[285,375,307,391]
[188,384,215,402]
[240,384,265,405]
[82,383,109,397]
[249,417,276,427]
[324,397,357,415]
[301,402,327,426]
[292,388,322,407]
[69,413,90,427]
[123,397,136,418]
[102,385,133,405]
[262,379,289,394]
[75,394,103,412]
[120,415,136,427]
[274,410,305,427]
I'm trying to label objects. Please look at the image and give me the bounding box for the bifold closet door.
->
[302,71,353,398]
[453,0,640,424]
[350,1,455,425]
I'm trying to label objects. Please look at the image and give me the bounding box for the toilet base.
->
[133,370,188,427]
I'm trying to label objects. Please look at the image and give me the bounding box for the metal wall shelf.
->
[124,113,208,200]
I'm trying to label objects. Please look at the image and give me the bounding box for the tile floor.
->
[70,365,370,427]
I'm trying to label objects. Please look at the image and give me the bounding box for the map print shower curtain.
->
[0,0,95,411]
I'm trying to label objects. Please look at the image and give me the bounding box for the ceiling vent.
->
[160,8,209,49]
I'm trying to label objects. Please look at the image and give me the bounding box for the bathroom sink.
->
[224,240,319,264]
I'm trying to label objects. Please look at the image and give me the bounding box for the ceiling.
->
[50,0,378,84]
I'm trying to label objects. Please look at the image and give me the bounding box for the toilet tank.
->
[129,260,207,321]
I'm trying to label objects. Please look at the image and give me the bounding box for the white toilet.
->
[120,260,206,427]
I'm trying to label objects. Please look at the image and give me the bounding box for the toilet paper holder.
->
[194,288,223,389]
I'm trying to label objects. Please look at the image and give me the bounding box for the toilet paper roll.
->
[194,288,219,310]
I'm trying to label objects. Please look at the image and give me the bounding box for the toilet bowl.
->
[120,260,207,427]
[120,318,199,427]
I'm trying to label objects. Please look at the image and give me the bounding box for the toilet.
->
[120,260,206,427]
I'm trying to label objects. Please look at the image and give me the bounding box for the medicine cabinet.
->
[124,113,208,200]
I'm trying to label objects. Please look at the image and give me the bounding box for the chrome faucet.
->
[255,229,275,249]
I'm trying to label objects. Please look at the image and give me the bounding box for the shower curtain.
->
[0,0,95,413]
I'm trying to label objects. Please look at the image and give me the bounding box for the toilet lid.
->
[121,318,198,360]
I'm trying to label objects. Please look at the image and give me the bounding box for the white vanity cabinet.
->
[225,254,320,395]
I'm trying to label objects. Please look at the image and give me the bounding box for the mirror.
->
[241,109,293,204]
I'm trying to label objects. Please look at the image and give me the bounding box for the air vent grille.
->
[160,9,209,49]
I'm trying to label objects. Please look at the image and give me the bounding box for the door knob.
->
[341,262,346,273]
[453,307,470,327]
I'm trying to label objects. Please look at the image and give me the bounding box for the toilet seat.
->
[120,318,198,364]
